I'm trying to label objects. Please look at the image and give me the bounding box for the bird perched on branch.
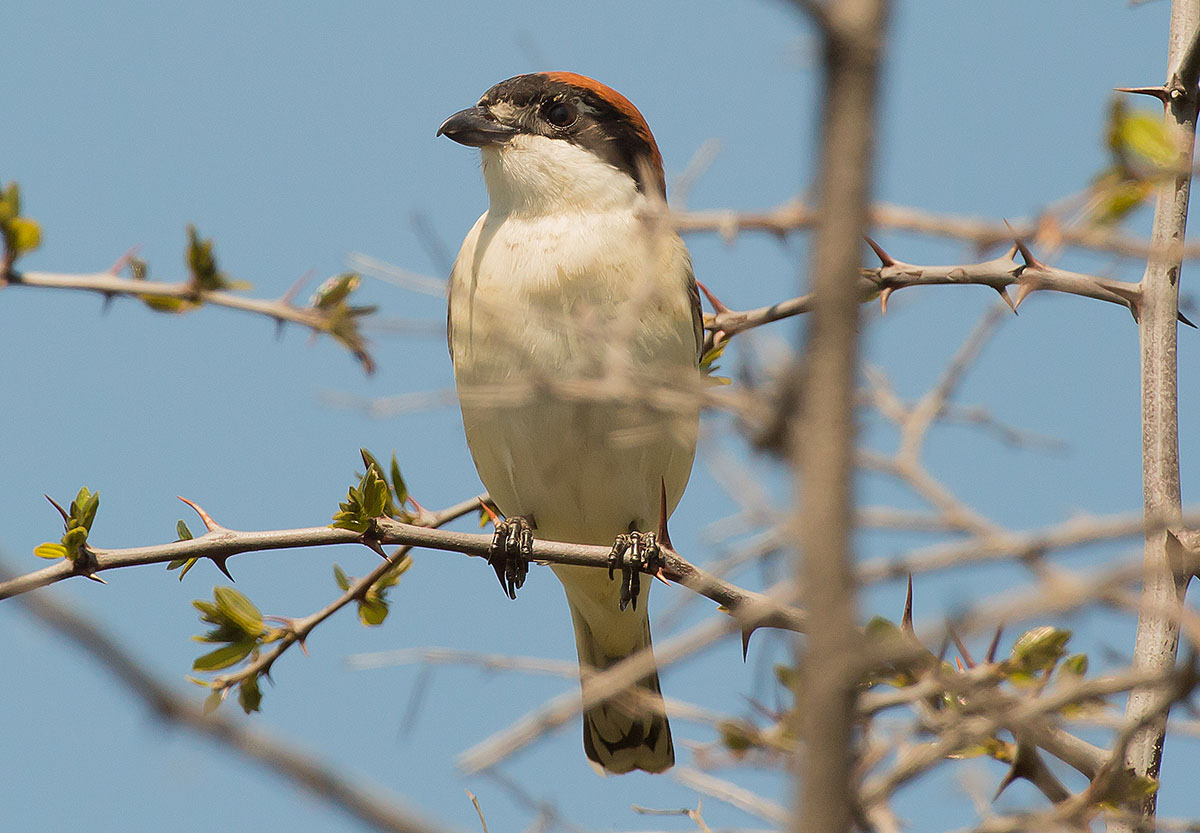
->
[439,72,702,774]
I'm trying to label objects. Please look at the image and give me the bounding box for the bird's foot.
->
[488,516,532,600]
[607,530,661,612]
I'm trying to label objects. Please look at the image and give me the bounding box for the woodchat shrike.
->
[440,72,701,774]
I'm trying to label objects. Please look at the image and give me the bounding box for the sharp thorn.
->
[211,556,235,581]
[45,494,70,524]
[1014,281,1036,310]
[1003,222,1045,271]
[364,538,388,559]
[695,279,730,314]
[84,572,108,585]
[994,767,1020,801]
[1179,310,1197,328]
[950,627,976,669]
[274,318,285,340]
[879,285,893,315]
[281,270,313,306]
[741,626,756,661]
[901,573,914,636]
[985,625,1003,664]
[109,245,142,275]
[864,235,895,267]
[177,495,222,531]
[657,478,674,552]
[995,286,1017,314]
[479,498,501,526]
[1114,85,1170,103]
[101,293,116,314]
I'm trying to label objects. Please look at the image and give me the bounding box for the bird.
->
[439,72,702,775]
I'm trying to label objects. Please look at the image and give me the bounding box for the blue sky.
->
[2,1,1196,831]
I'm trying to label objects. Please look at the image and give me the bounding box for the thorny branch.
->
[0,498,806,638]
[3,267,377,373]
[203,496,483,698]
[1118,0,1200,827]
[702,240,1194,351]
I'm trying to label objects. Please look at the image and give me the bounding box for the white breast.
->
[448,205,700,547]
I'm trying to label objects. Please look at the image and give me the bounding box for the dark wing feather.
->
[685,255,704,364]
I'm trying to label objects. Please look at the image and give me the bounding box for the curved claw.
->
[608,530,662,611]
[488,516,533,599]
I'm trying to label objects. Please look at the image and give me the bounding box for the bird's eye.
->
[543,100,576,128]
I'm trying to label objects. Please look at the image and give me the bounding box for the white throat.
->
[481,135,641,217]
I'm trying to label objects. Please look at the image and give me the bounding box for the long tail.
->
[559,566,673,774]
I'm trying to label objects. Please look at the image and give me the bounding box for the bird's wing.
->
[684,251,704,363]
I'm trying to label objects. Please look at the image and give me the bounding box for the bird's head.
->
[438,72,666,214]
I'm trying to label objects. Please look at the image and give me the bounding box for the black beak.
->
[437,106,519,147]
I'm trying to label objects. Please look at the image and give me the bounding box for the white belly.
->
[449,210,700,546]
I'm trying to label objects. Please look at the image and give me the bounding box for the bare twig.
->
[4,560,451,833]
[857,509,1200,584]
[348,647,576,677]
[673,767,789,827]
[673,198,1200,261]
[458,580,802,773]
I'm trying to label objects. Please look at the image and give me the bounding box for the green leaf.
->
[717,720,754,755]
[238,676,263,714]
[331,513,370,533]
[362,468,388,519]
[390,453,408,508]
[949,736,1010,761]
[700,340,728,376]
[214,586,264,637]
[69,486,92,518]
[167,556,200,580]
[6,216,41,254]
[186,224,222,290]
[1059,653,1088,678]
[202,689,225,715]
[61,526,88,553]
[333,564,351,591]
[75,490,100,532]
[864,616,901,639]
[3,181,21,216]
[774,664,801,690]
[177,520,194,541]
[1099,771,1159,809]
[375,554,412,590]
[310,272,360,310]
[1009,626,1072,673]
[1116,110,1176,169]
[193,599,220,619]
[34,542,68,560]
[140,294,190,313]
[358,598,389,626]
[192,641,256,671]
